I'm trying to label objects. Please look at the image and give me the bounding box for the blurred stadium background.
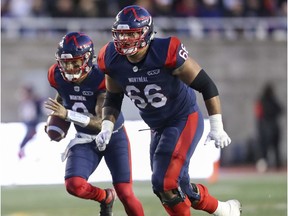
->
[1,0,287,215]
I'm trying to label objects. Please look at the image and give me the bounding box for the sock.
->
[192,184,218,214]
[114,182,145,216]
[65,176,105,202]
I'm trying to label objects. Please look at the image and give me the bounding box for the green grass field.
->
[1,171,287,216]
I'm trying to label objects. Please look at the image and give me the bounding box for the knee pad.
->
[153,189,162,200]
[154,187,186,207]
[188,183,201,206]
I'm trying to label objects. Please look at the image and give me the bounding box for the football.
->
[46,115,71,142]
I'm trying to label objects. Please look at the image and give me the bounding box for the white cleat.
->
[213,199,242,216]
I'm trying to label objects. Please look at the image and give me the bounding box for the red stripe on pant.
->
[162,112,199,216]
[163,112,199,191]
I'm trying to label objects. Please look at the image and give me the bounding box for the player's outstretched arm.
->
[174,57,231,149]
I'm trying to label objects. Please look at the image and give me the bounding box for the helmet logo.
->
[65,33,92,50]
[123,7,150,22]
[65,35,80,46]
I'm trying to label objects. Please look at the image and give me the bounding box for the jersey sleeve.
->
[97,77,106,92]
[47,64,58,88]
[97,43,109,74]
[164,37,187,69]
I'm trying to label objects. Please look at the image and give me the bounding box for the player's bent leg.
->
[65,176,107,202]
[65,177,116,216]
[154,188,191,216]
[114,182,144,216]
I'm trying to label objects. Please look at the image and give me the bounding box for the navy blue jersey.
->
[48,64,124,134]
[98,37,198,129]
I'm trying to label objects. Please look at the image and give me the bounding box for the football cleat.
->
[213,199,242,216]
[99,188,116,216]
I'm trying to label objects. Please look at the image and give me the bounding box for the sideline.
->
[0,120,220,185]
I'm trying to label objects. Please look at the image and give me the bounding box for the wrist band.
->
[66,110,90,127]
[209,114,223,131]
[102,120,114,133]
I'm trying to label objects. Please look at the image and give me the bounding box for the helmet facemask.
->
[56,51,92,82]
[112,26,151,56]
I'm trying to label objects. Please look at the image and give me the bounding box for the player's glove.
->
[205,114,231,148]
[95,120,114,151]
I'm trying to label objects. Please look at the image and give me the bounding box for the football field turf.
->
[1,170,287,216]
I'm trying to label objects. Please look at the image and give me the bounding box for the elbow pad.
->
[189,69,219,100]
[103,91,124,113]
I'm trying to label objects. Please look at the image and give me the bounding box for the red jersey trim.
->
[48,64,58,88]
[98,78,106,91]
[164,37,180,68]
[97,43,109,73]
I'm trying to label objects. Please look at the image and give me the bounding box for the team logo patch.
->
[133,66,138,72]
[147,69,160,76]
[82,91,93,96]
[74,86,80,92]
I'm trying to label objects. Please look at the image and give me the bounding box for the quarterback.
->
[45,32,144,216]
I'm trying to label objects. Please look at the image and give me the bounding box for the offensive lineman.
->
[95,5,241,216]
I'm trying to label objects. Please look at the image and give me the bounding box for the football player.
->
[17,85,43,159]
[96,5,242,216]
[44,32,144,216]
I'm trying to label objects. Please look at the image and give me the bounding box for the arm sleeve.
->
[190,69,219,100]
